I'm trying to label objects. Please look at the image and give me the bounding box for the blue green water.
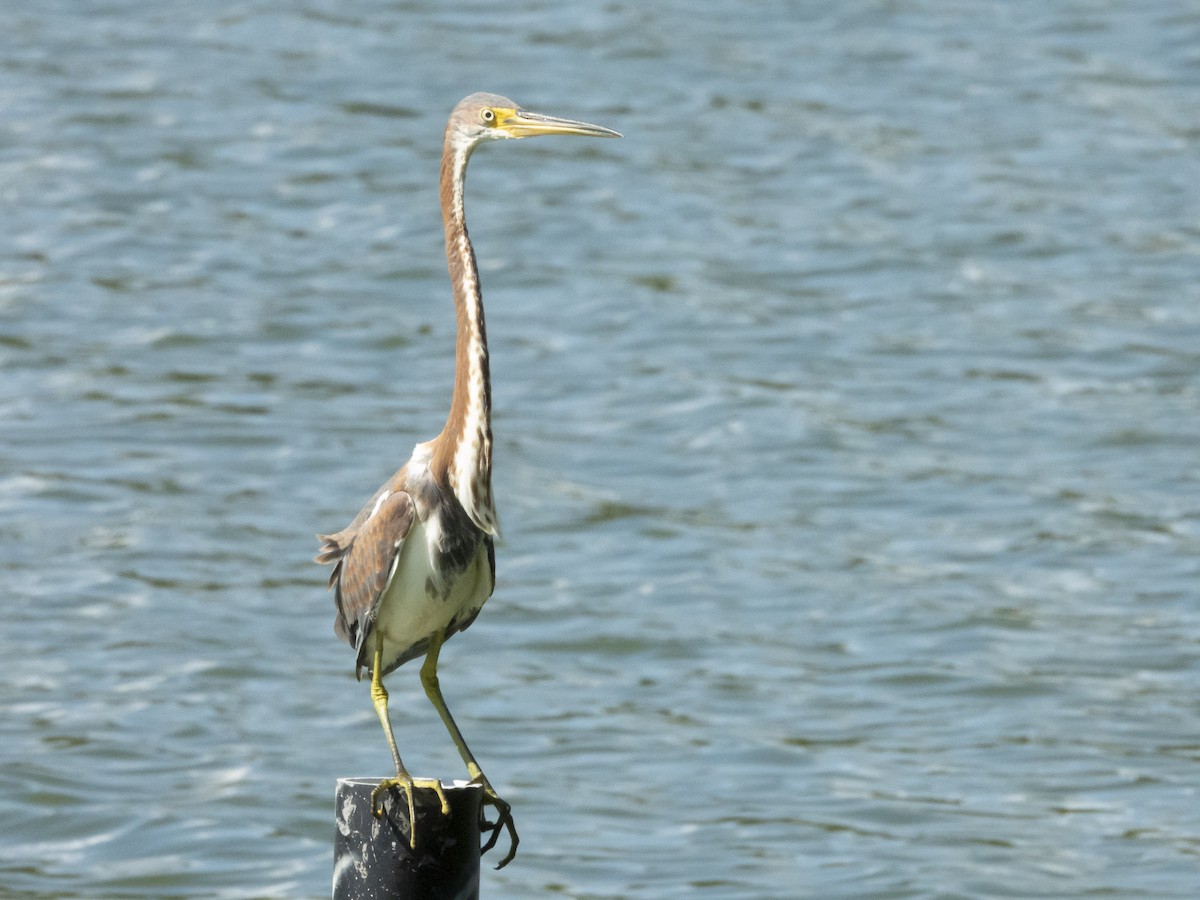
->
[2,2,1199,897]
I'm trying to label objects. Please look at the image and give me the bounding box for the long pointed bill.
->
[500,109,622,139]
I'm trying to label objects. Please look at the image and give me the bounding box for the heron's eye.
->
[480,108,496,125]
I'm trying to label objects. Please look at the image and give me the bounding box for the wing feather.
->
[316,484,415,677]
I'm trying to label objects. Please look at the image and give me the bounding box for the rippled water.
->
[3,2,1199,897]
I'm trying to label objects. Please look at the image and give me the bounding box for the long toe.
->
[480,792,519,868]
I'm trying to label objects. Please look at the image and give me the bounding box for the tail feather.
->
[316,531,357,651]
[314,533,344,565]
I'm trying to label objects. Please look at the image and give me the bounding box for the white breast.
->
[373,512,491,664]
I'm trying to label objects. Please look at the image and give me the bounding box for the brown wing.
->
[316,485,414,677]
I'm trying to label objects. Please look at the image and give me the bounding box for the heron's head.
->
[447,92,621,153]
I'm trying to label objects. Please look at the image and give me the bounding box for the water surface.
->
[2,2,1199,897]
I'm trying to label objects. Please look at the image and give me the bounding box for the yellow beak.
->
[499,108,622,139]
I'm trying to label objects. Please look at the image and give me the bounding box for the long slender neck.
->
[431,132,497,535]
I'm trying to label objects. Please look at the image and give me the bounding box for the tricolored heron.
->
[315,93,620,868]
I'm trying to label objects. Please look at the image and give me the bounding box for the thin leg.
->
[370,636,406,776]
[420,630,519,868]
[368,631,449,848]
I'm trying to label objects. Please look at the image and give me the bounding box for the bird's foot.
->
[470,771,519,869]
[371,775,451,848]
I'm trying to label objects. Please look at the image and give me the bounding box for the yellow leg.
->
[368,632,449,849]
[420,630,519,868]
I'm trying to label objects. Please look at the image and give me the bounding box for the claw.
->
[371,776,451,849]
[474,778,519,869]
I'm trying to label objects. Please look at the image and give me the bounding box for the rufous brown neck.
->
[430,130,497,535]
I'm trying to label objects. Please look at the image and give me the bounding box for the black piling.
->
[333,778,482,900]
